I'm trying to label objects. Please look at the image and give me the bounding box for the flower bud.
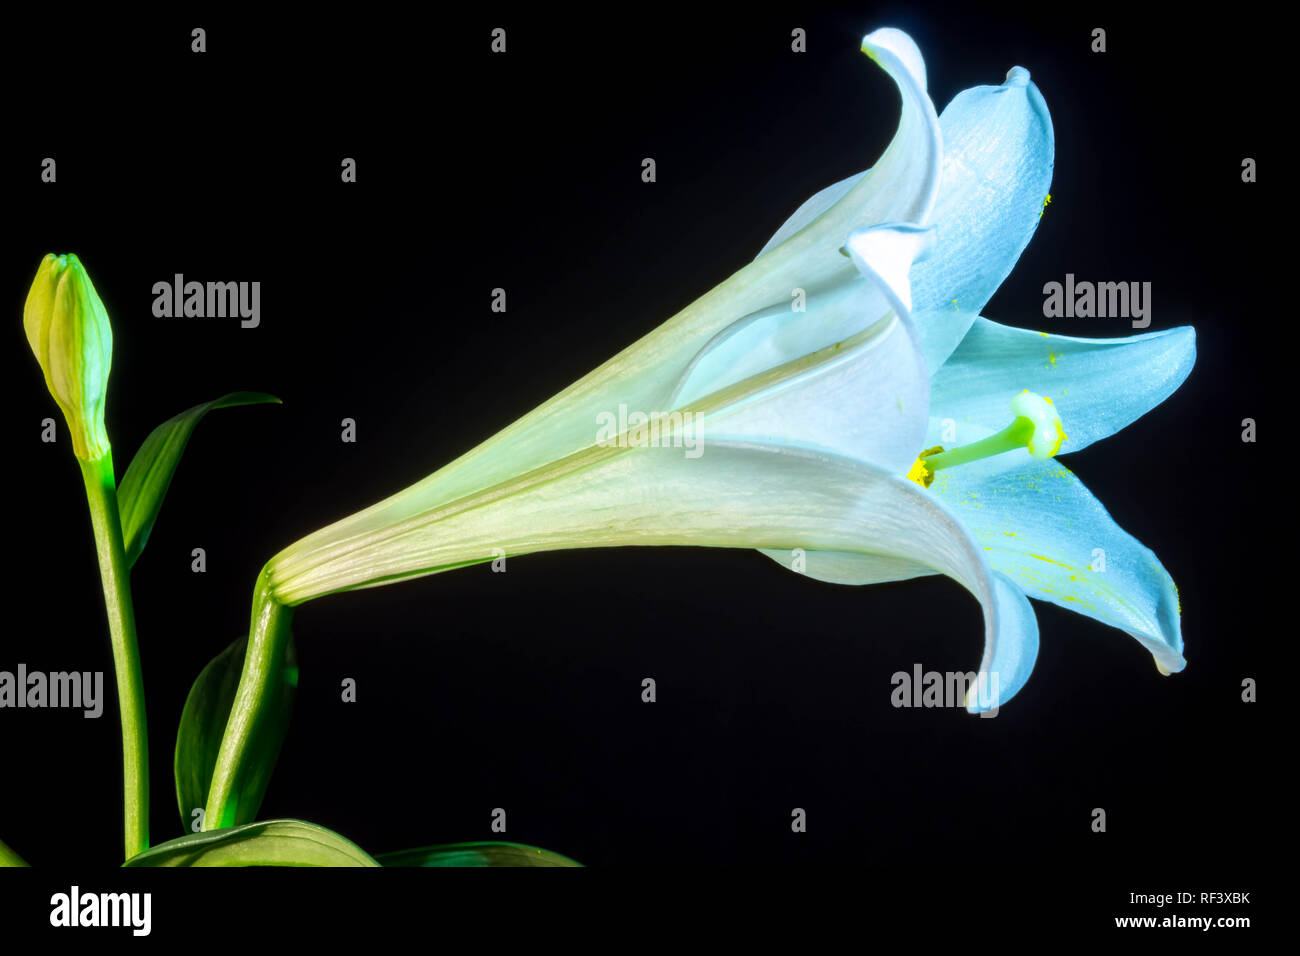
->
[23,254,113,460]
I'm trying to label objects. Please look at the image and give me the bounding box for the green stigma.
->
[909,391,1067,488]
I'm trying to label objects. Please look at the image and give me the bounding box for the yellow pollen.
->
[907,446,944,488]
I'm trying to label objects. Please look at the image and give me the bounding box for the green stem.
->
[79,453,149,860]
[0,836,29,867]
[204,567,294,830]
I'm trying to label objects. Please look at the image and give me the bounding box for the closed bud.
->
[23,254,113,460]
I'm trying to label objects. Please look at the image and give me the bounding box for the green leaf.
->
[0,836,29,867]
[174,634,297,832]
[377,842,582,867]
[124,820,378,867]
[118,391,280,567]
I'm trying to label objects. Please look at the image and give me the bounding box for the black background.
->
[0,2,1278,938]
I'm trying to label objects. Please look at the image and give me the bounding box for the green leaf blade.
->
[377,842,582,867]
[124,820,378,867]
[118,391,280,567]
[0,836,29,867]
[174,634,297,832]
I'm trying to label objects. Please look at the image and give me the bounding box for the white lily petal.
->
[269,442,1036,710]
[675,229,937,591]
[669,279,890,410]
[309,41,941,548]
[698,309,927,473]
[755,171,868,259]
[681,223,932,472]
[843,222,935,315]
[910,67,1055,369]
[927,455,1185,675]
[757,547,933,585]
[931,319,1196,454]
[283,220,938,584]
[755,27,941,258]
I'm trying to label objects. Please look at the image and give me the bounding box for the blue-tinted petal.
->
[927,455,1185,675]
[931,319,1196,454]
[910,67,1055,369]
[967,572,1039,713]
[759,547,1039,712]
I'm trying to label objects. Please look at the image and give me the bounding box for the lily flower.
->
[208,26,1192,825]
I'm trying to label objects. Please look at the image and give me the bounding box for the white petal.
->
[669,278,891,409]
[843,221,935,315]
[676,223,932,473]
[755,27,941,258]
[754,170,868,260]
[270,442,1038,710]
[696,309,927,474]
[757,547,933,585]
[299,31,942,542]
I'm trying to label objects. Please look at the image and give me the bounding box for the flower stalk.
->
[203,568,294,830]
[78,452,149,859]
[23,253,151,859]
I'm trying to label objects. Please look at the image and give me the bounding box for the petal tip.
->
[1155,653,1187,677]
[843,223,935,315]
[1004,66,1031,88]
[861,27,927,91]
[964,683,996,715]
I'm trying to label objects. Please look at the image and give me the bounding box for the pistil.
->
[909,391,1067,488]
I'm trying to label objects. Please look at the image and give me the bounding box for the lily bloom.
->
[207,25,1194,826]
[267,27,1191,710]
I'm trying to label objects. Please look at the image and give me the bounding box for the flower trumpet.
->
[203,27,1193,828]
